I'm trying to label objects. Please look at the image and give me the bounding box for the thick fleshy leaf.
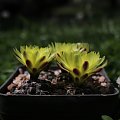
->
[49,42,89,55]
[83,61,89,71]
[56,51,107,85]
[14,45,53,75]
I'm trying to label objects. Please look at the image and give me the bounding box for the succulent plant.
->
[14,43,107,85]
[49,42,89,55]
[14,45,53,75]
[56,51,107,85]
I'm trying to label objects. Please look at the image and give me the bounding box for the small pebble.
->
[92,76,97,80]
[31,82,37,87]
[54,69,61,76]
[19,68,24,74]
[24,71,29,75]
[39,75,47,80]
[51,79,57,85]
[6,92,11,95]
[17,81,23,88]
[7,83,16,91]
[116,77,120,85]
[13,78,21,85]
[40,71,46,75]
[101,82,107,87]
[99,76,105,83]
[26,74,30,80]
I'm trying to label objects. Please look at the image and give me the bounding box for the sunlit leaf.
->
[101,115,113,120]
[14,45,53,75]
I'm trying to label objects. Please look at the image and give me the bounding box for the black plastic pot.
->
[0,66,119,120]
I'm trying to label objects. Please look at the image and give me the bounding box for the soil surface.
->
[7,67,115,95]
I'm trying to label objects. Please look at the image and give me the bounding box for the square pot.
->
[0,66,119,120]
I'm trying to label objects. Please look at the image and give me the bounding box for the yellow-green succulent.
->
[49,42,89,55]
[14,45,53,75]
[56,51,107,85]
[13,43,108,85]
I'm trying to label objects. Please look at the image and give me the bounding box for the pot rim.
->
[0,88,119,97]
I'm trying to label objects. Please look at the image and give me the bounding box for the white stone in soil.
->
[99,76,105,83]
[116,76,120,85]
[54,69,61,76]
[101,82,107,87]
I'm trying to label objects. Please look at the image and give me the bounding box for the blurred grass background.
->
[0,0,120,85]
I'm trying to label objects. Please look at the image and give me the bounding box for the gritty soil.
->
[7,66,115,95]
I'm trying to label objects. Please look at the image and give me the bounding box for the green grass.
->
[0,17,120,85]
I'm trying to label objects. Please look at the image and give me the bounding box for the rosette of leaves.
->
[56,51,107,85]
[14,45,54,79]
[49,42,89,55]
